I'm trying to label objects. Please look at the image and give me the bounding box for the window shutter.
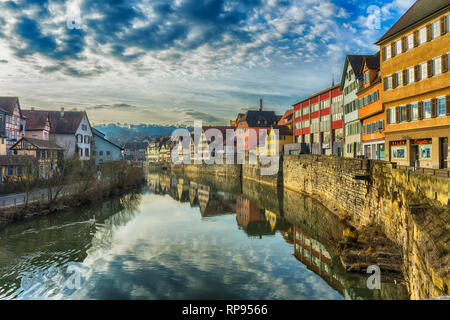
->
[441,17,446,35]
[401,36,407,53]
[393,74,397,88]
[413,30,419,47]
[396,107,400,124]
[383,77,388,90]
[418,101,423,120]
[427,60,433,77]
[414,65,420,82]
[431,98,437,118]
[447,95,450,116]
[382,47,386,61]
[391,42,396,57]
[406,104,411,122]
[442,54,448,73]
[402,69,407,85]
[426,24,432,41]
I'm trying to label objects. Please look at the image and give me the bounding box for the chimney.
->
[259,99,263,112]
[60,107,65,118]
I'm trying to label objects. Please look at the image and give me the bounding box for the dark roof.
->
[47,111,87,134]
[0,155,37,166]
[11,137,65,150]
[272,125,293,136]
[240,110,278,127]
[0,97,21,115]
[347,55,371,77]
[364,51,380,70]
[22,110,49,131]
[92,128,105,137]
[376,0,450,45]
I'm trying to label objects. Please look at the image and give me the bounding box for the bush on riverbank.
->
[0,160,145,229]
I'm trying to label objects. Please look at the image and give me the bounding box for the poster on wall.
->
[392,146,406,159]
[420,145,432,159]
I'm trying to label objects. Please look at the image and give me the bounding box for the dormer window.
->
[364,72,370,85]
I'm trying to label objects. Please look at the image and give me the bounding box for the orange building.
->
[357,52,385,160]
[376,0,450,169]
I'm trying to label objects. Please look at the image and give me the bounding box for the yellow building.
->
[376,1,450,169]
[264,126,294,156]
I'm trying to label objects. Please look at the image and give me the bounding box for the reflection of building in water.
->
[197,184,236,217]
[264,209,292,233]
[147,173,162,194]
[177,178,190,202]
[236,196,274,237]
[189,181,198,207]
[294,226,345,296]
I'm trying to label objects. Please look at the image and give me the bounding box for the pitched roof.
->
[278,109,293,126]
[0,97,21,115]
[272,125,293,136]
[93,130,123,150]
[47,111,86,134]
[22,110,49,131]
[0,155,37,166]
[364,51,380,70]
[123,142,148,150]
[339,55,374,90]
[11,137,65,150]
[240,110,279,127]
[376,0,450,45]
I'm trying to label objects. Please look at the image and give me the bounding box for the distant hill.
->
[94,124,190,145]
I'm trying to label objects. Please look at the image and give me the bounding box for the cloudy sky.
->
[0,0,415,125]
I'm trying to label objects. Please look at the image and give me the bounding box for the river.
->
[0,171,409,300]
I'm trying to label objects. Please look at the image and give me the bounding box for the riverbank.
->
[0,165,146,230]
[168,154,449,299]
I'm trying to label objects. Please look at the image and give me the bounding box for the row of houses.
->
[289,0,449,170]
[0,98,123,183]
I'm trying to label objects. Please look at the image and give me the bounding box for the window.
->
[432,20,440,39]
[437,97,446,116]
[407,34,413,50]
[411,103,418,120]
[389,108,396,124]
[396,40,402,55]
[386,45,391,59]
[397,71,403,87]
[408,67,414,84]
[77,134,82,143]
[82,124,87,131]
[85,148,89,157]
[421,62,427,80]
[106,151,111,156]
[423,100,431,119]
[84,135,90,144]
[79,148,83,157]
[434,57,442,75]
[99,151,103,156]
[387,75,393,90]
[364,72,370,85]
[399,105,407,122]
[419,27,427,45]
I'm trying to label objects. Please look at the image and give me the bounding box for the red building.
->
[293,85,344,156]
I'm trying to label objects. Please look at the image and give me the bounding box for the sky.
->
[0,0,416,126]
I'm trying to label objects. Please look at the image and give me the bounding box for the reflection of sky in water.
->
[0,192,345,300]
[62,193,341,300]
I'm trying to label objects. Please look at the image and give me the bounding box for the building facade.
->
[92,129,123,165]
[340,55,372,158]
[0,97,26,155]
[376,0,450,169]
[293,85,343,156]
[357,52,385,160]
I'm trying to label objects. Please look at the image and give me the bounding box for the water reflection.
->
[0,171,409,300]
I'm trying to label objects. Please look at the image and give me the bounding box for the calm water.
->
[0,171,409,300]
